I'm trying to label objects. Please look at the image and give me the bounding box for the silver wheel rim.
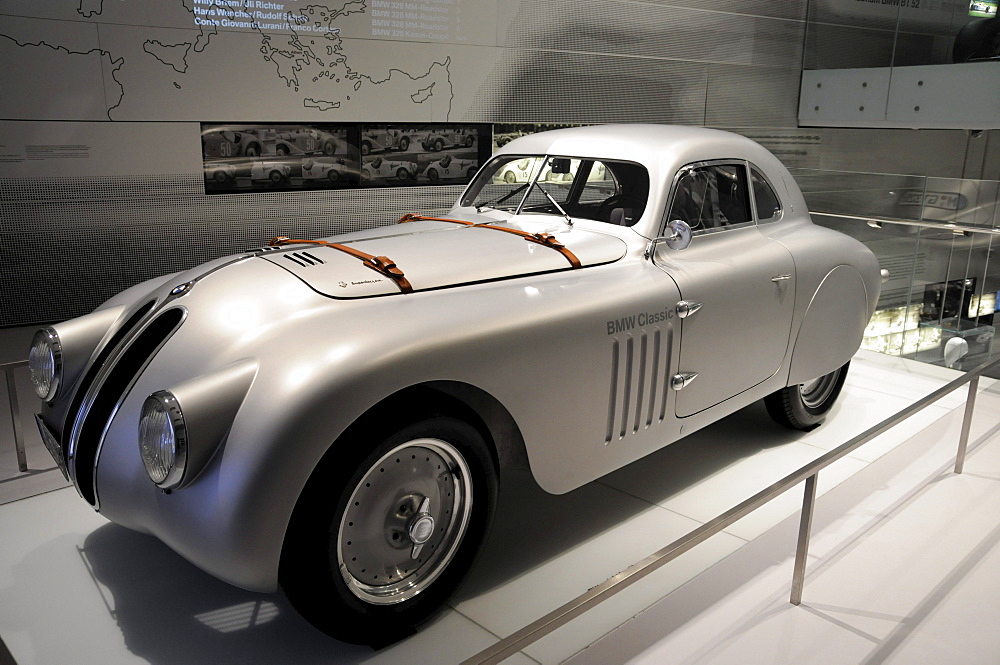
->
[337,438,473,605]
[799,370,839,409]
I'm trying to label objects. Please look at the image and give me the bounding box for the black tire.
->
[245,143,261,157]
[328,169,341,183]
[276,144,290,156]
[280,416,497,645]
[213,170,229,183]
[269,169,284,183]
[361,141,371,156]
[464,135,474,147]
[466,167,477,179]
[399,136,410,151]
[503,171,517,183]
[323,140,337,156]
[426,168,439,181]
[396,167,410,180]
[433,138,444,152]
[764,362,849,431]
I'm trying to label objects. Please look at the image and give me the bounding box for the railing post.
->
[790,473,818,605]
[954,375,980,474]
[5,363,28,473]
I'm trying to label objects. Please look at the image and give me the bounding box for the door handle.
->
[771,274,792,282]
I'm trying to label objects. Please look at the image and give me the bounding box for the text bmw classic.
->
[29,125,881,644]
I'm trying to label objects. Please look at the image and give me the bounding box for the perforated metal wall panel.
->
[501,0,803,69]
[0,177,461,326]
[464,0,804,128]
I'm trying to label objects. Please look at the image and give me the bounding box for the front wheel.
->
[764,362,849,431]
[280,416,497,645]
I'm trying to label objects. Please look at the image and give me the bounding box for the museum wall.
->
[0,0,995,327]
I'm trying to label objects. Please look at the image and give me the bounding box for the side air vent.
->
[605,327,672,444]
[72,307,185,505]
[284,251,325,267]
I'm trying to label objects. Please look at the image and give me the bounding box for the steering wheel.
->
[598,195,626,221]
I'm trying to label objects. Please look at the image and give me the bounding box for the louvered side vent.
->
[605,327,672,444]
[284,251,325,267]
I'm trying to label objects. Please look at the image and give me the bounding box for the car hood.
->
[260,216,628,298]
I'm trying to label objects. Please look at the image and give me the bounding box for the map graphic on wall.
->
[0,0,498,122]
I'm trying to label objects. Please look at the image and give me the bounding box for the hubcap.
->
[799,369,839,409]
[337,439,472,605]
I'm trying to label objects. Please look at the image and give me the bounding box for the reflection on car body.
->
[29,125,881,647]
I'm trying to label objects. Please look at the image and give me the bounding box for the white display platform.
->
[1,350,998,665]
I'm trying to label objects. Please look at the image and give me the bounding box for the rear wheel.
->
[281,416,497,645]
[764,362,849,430]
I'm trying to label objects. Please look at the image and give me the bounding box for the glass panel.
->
[462,155,649,226]
[750,168,782,221]
[669,164,749,231]
[789,167,999,372]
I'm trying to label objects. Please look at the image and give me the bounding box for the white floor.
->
[1,350,998,665]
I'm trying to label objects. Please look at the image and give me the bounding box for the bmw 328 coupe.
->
[29,125,881,644]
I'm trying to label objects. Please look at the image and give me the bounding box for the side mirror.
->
[643,219,691,259]
[645,220,693,259]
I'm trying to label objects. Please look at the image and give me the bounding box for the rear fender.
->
[787,265,869,386]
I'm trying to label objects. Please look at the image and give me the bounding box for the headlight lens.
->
[28,328,62,401]
[138,391,187,489]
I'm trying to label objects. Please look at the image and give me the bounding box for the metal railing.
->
[461,355,1000,665]
[3,360,28,473]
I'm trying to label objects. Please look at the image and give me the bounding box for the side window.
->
[578,161,616,203]
[668,163,750,232]
[750,168,782,222]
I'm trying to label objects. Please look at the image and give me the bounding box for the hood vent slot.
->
[284,252,325,267]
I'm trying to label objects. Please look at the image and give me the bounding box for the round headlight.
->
[138,391,188,489]
[28,328,62,401]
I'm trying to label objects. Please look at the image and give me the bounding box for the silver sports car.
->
[29,125,881,644]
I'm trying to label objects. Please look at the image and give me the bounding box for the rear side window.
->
[750,168,782,222]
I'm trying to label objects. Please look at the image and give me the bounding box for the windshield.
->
[461,155,649,226]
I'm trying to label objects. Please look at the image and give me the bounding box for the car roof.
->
[485,124,806,238]
[496,125,772,171]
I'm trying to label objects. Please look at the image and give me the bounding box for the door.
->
[653,162,795,417]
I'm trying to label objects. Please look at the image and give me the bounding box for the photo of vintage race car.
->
[423,155,478,181]
[272,128,343,156]
[249,160,292,183]
[361,128,424,155]
[421,128,476,152]
[201,128,264,159]
[362,156,419,182]
[29,125,882,646]
[301,157,356,184]
[202,161,238,185]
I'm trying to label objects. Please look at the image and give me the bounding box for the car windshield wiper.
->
[475,183,529,212]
